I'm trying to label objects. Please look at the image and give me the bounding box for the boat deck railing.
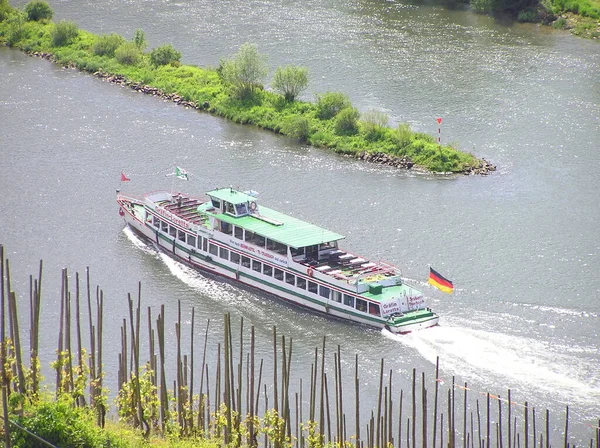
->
[159,194,208,226]
[301,251,401,284]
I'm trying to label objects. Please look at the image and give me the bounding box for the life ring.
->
[119,207,125,216]
[250,201,257,211]
[307,267,314,277]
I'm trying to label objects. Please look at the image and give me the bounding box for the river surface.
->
[1,0,599,442]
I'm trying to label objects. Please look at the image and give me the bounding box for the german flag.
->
[428,267,453,293]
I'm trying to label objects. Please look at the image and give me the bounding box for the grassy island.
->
[0,0,496,174]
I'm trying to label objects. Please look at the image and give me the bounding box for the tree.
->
[361,109,389,141]
[115,42,142,65]
[92,33,125,57]
[334,107,360,135]
[24,1,52,21]
[133,28,146,51]
[272,65,309,102]
[220,42,268,99]
[50,20,78,47]
[149,44,181,66]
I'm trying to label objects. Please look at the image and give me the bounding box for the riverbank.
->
[0,3,496,175]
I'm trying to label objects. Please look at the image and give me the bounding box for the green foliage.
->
[115,365,160,430]
[0,0,15,22]
[518,8,540,20]
[553,16,567,27]
[220,42,268,99]
[4,10,26,46]
[272,65,309,101]
[334,107,360,135]
[150,43,182,66]
[132,27,146,50]
[92,32,124,57]
[361,109,389,141]
[315,92,351,120]
[24,1,52,21]
[11,397,127,448]
[282,115,310,141]
[551,0,600,17]
[50,20,78,46]
[115,41,142,65]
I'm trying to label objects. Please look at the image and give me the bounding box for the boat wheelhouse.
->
[117,187,439,333]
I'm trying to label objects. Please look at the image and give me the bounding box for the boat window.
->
[332,291,342,303]
[290,247,305,257]
[197,236,203,249]
[343,294,354,307]
[285,273,295,285]
[319,285,331,299]
[263,264,273,276]
[221,221,233,235]
[254,235,266,248]
[202,238,208,252]
[169,226,177,237]
[252,260,261,272]
[241,256,251,268]
[153,216,160,228]
[235,203,247,215]
[178,230,186,242]
[230,252,240,263]
[220,247,229,260]
[296,277,306,289]
[245,231,255,242]
[269,241,287,255]
[187,235,196,247]
[209,244,218,256]
[225,202,234,215]
[274,268,284,281]
[211,199,221,209]
[161,221,169,232]
[369,303,381,316]
[355,298,367,313]
[308,281,318,294]
[234,226,244,240]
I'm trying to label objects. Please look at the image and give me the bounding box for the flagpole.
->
[170,163,175,198]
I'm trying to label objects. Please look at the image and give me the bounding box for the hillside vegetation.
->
[0,0,495,174]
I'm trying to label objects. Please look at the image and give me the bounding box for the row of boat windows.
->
[219,221,288,255]
[151,217,381,317]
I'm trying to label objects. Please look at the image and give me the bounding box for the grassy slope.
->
[0,10,490,174]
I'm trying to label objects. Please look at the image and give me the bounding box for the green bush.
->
[315,92,351,120]
[272,65,309,102]
[150,43,182,66]
[552,16,567,27]
[115,41,142,65]
[4,11,26,46]
[517,9,539,21]
[361,109,389,141]
[92,33,124,57]
[50,20,78,46]
[132,28,146,50]
[220,42,268,99]
[24,1,52,21]
[0,0,15,22]
[334,107,360,135]
[282,116,310,141]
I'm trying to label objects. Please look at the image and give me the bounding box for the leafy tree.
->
[0,0,16,22]
[24,1,52,21]
[115,42,142,65]
[133,28,146,51]
[50,20,78,47]
[220,42,268,99]
[334,107,360,135]
[4,11,26,46]
[149,44,181,66]
[282,116,310,141]
[92,33,125,57]
[315,92,351,120]
[272,65,309,101]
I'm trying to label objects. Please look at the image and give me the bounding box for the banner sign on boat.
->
[155,206,192,230]
[407,295,425,310]
[380,298,402,317]
[229,239,288,267]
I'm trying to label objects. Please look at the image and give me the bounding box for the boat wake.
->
[383,323,600,410]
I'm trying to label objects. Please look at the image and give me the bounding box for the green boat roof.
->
[202,189,345,248]
[206,188,256,205]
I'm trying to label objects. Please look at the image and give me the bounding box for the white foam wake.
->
[383,323,600,408]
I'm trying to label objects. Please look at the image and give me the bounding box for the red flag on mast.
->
[120,172,131,182]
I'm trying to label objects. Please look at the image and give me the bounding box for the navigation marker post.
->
[436,117,443,155]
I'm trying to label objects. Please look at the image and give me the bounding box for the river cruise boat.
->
[117,188,439,334]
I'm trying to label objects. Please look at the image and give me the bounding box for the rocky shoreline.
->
[29,50,497,175]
